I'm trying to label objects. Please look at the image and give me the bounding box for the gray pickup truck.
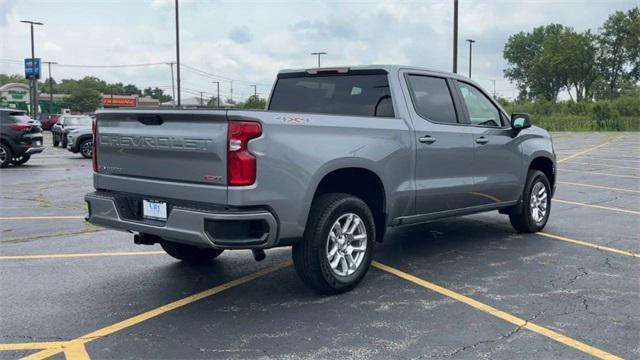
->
[85,65,556,294]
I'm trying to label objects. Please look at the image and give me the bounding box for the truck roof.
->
[278,65,471,81]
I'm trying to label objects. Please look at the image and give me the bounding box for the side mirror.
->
[511,113,531,130]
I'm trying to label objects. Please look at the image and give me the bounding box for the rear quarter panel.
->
[228,110,414,239]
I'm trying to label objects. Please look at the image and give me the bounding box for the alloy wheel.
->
[326,213,367,277]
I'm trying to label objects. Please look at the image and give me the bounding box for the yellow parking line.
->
[0,251,165,260]
[0,342,67,351]
[19,261,292,360]
[557,181,640,194]
[554,199,640,215]
[538,232,639,258]
[0,215,84,220]
[564,161,640,171]
[471,218,638,258]
[561,168,640,179]
[573,156,640,163]
[558,137,620,164]
[373,261,621,359]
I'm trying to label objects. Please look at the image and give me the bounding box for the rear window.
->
[4,112,31,124]
[269,72,394,117]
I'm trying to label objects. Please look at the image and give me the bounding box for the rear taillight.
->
[8,123,31,131]
[92,119,98,172]
[227,120,262,186]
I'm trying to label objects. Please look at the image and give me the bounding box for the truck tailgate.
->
[96,110,228,186]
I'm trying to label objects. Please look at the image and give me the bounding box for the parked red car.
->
[38,114,60,130]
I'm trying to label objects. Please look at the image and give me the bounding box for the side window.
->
[406,75,458,124]
[457,82,502,127]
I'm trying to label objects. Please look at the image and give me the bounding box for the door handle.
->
[475,137,489,145]
[419,135,436,144]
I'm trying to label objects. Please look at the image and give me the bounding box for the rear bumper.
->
[25,146,44,155]
[85,192,279,250]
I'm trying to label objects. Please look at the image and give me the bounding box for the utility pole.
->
[200,91,203,106]
[466,39,475,78]
[250,85,257,98]
[230,81,233,102]
[453,0,458,73]
[490,79,496,99]
[311,52,327,67]
[212,81,220,108]
[174,0,181,106]
[43,61,57,114]
[168,62,176,105]
[21,20,43,119]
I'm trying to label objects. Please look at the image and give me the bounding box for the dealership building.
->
[0,82,160,113]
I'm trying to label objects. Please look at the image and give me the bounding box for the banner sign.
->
[102,96,138,107]
[24,58,41,79]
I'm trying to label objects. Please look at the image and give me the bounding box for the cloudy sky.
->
[1,0,637,101]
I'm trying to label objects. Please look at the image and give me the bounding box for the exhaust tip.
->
[252,249,266,262]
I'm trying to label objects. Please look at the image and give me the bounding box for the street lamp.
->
[20,20,43,118]
[212,81,220,108]
[311,52,327,67]
[174,0,181,106]
[466,39,476,78]
[43,61,57,114]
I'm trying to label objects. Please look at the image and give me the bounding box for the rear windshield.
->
[63,116,92,126]
[269,72,394,117]
[8,113,31,123]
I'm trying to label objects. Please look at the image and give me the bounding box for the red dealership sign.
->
[102,96,137,107]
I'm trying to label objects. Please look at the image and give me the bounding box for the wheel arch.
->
[303,162,387,243]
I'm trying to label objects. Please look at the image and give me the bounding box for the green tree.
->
[239,95,266,109]
[0,74,29,86]
[206,96,222,107]
[64,89,101,113]
[597,7,640,98]
[504,24,568,101]
[143,87,172,102]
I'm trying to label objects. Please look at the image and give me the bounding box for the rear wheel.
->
[509,170,551,233]
[11,154,31,166]
[52,134,59,147]
[292,193,375,294]
[161,241,224,264]
[79,139,93,158]
[0,143,12,168]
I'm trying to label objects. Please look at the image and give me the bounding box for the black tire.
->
[61,137,68,149]
[161,241,224,264]
[292,193,375,294]
[0,143,12,168]
[52,134,59,147]
[11,154,31,166]
[79,139,93,159]
[509,170,552,233]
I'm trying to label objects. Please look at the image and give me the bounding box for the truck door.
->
[403,73,477,215]
[452,80,523,206]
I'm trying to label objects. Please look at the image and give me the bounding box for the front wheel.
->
[11,154,31,166]
[509,170,552,233]
[293,193,375,294]
[161,241,224,264]
[0,143,12,168]
[79,139,93,158]
[52,134,59,147]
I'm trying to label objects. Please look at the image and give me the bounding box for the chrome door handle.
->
[475,137,489,145]
[419,135,436,144]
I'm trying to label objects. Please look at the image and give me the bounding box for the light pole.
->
[167,62,176,105]
[490,79,496,99]
[174,0,181,106]
[250,85,257,99]
[20,20,43,118]
[43,61,57,114]
[453,0,458,73]
[311,52,326,67]
[212,81,220,108]
[466,39,475,78]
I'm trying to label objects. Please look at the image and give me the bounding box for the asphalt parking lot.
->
[1,131,638,359]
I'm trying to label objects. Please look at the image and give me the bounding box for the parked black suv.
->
[0,109,44,168]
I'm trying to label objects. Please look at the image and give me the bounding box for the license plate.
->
[143,200,167,221]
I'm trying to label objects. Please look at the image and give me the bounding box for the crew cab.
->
[85,65,556,293]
